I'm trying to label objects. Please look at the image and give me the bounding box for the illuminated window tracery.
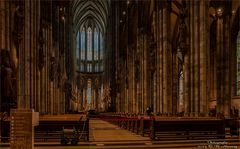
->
[76,25,103,72]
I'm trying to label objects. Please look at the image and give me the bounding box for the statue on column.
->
[178,1,187,59]
[134,50,140,81]
[149,33,156,74]
[69,85,78,112]
[0,50,17,113]
[13,5,24,58]
[64,81,72,112]
[38,21,45,70]
[103,87,111,112]
[49,57,56,81]
[57,62,62,88]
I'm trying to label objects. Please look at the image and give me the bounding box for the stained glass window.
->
[80,62,84,71]
[81,28,85,60]
[76,32,80,59]
[87,27,92,61]
[95,64,98,72]
[100,34,103,60]
[100,63,103,71]
[76,26,103,72]
[94,28,99,60]
[76,32,80,70]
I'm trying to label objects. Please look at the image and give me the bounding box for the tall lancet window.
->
[236,30,240,95]
[76,25,104,72]
[80,28,85,71]
[94,28,98,61]
[81,28,85,60]
[100,34,103,60]
[76,32,80,70]
[87,27,92,61]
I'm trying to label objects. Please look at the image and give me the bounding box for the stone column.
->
[132,51,136,113]
[172,54,178,114]
[137,33,143,114]
[45,60,48,113]
[37,69,40,112]
[199,0,208,115]
[162,1,171,113]
[216,10,224,113]
[215,6,231,117]
[183,4,190,114]
[45,28,49,113]
[223,12,231,117]
[36,0,40,112]
[159,6,163,113]
[189,0,194,116]
[183,52,190,115]
[143,34,147,113]
[129,51,133,113]
[155,5,159,114]
[24,0,31,109]
[30,0,35,109]
[193,1,200,116]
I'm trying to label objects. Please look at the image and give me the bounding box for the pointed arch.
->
[73,0,107,73]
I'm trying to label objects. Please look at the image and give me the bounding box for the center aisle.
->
[89,118,149,142]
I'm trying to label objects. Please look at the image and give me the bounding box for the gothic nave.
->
[0,0,240,148]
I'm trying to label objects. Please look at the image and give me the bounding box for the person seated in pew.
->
[146,106,153,116]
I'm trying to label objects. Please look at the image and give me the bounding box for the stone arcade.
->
[0,0,240,148]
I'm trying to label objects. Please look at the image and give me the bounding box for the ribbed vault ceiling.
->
[72,0,110,33]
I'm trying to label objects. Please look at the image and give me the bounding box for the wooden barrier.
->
[35,116,89,145]
[150,118,225,140]
[100,113,228,141]
[139,117,153,136]
[0,114,89,145]
[133,118,141,134]
[100,114,153,136]
[225,118,240,136]
[0,120,10,142]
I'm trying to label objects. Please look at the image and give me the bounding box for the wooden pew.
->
[35,116,89,144]
[225,118,240,136]
[133,118,141,134]
[0,120,10,142]
[0,114,89,145]
[139,116,153,136]
[150,118,225,140]
[100,114,152,136]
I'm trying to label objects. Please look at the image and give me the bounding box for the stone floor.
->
[89,119,149,142]
[1,118,240,149]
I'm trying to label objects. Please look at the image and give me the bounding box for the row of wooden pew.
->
[100,114,229,140]
[0,114,89,145]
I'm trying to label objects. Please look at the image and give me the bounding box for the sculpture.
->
[13,5,24,58]
[0,50,17,112]
[134,51,140,81]
[49,57,56,81]
[38,22,45,70]
[149,33,156,73]
[103,87,111,111]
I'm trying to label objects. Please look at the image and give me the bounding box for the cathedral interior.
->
[0,0,240,148]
